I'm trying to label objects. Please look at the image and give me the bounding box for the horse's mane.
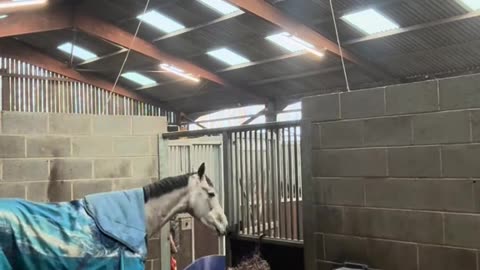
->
[143,173,192,202]
[143,172,215,202]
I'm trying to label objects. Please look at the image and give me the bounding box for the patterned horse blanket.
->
[0,188,147,270]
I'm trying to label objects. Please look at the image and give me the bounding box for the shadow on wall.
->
[47,151,69,203]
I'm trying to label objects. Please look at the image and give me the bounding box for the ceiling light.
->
[341,9,399,35]
[459,0,480,10]
[197,0,242,15]
[0,0,47,9]
[266,32,324,57]
[0,14,8,19]
[160,64,200,82]
[207,48,250,66]
[137,10,185,33]
[57,42,97,61]
[121,72,156,86]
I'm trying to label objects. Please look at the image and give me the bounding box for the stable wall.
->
[0,111,166,269]
[302,73,480,270]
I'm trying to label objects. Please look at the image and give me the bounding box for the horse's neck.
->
[144,187,189,237]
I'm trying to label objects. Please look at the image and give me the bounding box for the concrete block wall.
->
[0,111,167,269]
[302,73,480,270]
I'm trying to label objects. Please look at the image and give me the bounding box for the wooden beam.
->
[226,0,395,80]
[0,5,72,38]
[73,12,228,86]
[0,39,164,106]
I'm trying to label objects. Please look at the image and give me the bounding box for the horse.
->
[0,163,228,270]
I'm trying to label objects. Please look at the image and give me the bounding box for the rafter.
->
[0,6,72,38]
[226,0,395,81]
[0,39,166,107]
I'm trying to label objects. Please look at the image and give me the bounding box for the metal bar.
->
[222,131,232,267]
[195,113,261,124]
[217,51,305,73]
[249,65,347,86]
[229,234,303,248]
[275,128,281,239]
[282,127,287,239]
[152,11,243,42]
[294,126,300,240]
[240,131,246,234]
[234,132,240,229]
[240,108,266,126]
[260,127,266,235]
[75,48,127,67]
[163,120,301,139]
[288,127,294,240]
[255,129,260,235]
[248,130,254,235]
[267,128,273,237]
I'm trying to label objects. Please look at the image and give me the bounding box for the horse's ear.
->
[198,163,205,179]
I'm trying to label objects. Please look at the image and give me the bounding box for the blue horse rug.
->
[0,188,147,270]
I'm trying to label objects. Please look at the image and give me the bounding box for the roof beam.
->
[226,0,395,80]
[0,39,165,107]
[344,9,480,45]
[72,12,227,86]
[0,5,72,38]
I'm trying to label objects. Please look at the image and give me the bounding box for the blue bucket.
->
[183,255,226,270]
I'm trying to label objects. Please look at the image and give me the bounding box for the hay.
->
[229,252,271,270]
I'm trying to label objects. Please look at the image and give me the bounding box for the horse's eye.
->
[208,192,215,198]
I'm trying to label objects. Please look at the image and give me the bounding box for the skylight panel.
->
[341,9,399,35]
[197,0,242,15]
[265,32,324,57]
[137,10,185,33]
[459,0,480,10]
[207,48,250,66]
[266,32,308,53]
[57,42,97,61]
[121,72,156,86]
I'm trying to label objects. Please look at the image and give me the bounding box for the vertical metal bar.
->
[259,128,266,235]
[282,128,288,239]
[239,131,245,234]
[222,131,232,267]
[288,126,294,239]
[234,132,240,229]
[275,128,281,238]
[255,129,260,235]
[266,128,272,237]
[294,125,300,240]
[248,130,253,235]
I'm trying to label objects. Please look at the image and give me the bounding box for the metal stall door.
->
[167,136,225,270]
